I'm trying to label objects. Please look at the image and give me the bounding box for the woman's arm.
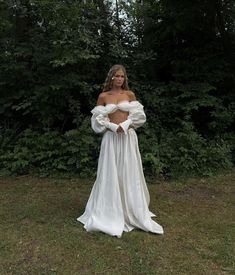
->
[118,92,146,134]
[91,93,119,134]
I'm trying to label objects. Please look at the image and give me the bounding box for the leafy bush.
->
[139,122,233,178]
[0,118,100,177]
[0,121,233,178]
[0,0,234,179]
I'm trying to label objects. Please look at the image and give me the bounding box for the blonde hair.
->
[103,64,129,92]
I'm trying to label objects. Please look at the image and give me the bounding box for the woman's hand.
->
[116,126,124,133]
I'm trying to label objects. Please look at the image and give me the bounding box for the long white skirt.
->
[77,128,163,237]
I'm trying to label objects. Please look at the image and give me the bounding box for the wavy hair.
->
[103,64,129,92]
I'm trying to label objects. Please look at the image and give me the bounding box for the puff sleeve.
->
[91,106,119,134]
[119,101,146,134]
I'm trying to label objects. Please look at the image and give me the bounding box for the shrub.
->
[139,122,233,178]
[0,118,99,177]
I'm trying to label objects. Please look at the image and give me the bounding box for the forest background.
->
[0,0,234,178]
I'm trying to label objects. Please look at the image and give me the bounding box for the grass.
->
[0,172,234,275]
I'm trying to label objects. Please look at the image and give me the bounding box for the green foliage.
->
[0,0,121,130]
[0,118,100,177]
[159,123,232,177]
[0,0,234,178]
[1,121,233,178]
[139,122,233,178]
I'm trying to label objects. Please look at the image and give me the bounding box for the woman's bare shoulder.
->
[126,90,137,101]
[96,92,108,106]
[98,92,108,98]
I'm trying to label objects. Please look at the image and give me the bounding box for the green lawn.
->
[0,172,234,275]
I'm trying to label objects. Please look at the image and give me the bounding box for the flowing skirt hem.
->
[77,129,164,237]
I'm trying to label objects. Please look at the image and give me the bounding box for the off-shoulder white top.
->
[91,100,146,134]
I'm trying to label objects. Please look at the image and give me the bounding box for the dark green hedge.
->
[0,0,234,178]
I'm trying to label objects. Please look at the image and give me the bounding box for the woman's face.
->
[112,69,125,88]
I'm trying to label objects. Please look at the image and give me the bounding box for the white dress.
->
[77,100,164,237]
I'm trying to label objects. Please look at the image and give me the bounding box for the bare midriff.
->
[108,110,129,124]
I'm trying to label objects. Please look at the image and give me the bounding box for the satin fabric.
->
[77,101,164,237]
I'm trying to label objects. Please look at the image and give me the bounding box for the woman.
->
[77,64,163,237]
